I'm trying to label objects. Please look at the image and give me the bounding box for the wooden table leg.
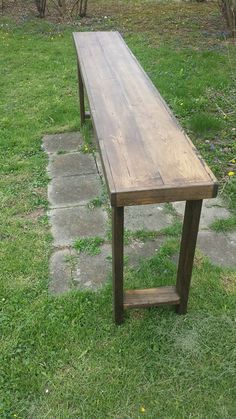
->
[77,60,85,127]
[176,200,202,314]
[112,206,124,324]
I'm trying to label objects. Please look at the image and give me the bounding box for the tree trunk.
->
[79,0,88,17]
[58,0,66,15]
[219,0,236,35]
[35,0,47,18]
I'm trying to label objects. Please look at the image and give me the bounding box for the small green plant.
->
[88,189,108,209]
[160,221,183,237]
[73,236,104,255]
[106,229,133,245]
[132,230,158,242]
[88,197,103,209]
[163,202,178,217]
[80,121,94,154]
[210,215,236,232]
[80,142,94,154]
[64,254,78,270]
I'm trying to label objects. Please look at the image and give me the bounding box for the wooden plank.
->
[176,200,202,314]
[112,182,217,207]
[124,286,180,309]
[73,32,218,205]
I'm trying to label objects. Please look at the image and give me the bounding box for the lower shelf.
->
[124,285,180,309]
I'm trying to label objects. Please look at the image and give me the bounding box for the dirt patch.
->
[1,0,232,49]
[1,0,38,19]
[221,272,236,293]
[25,208,45,221]
[1,0,84,21]
[193,249,205,269]
[1,0,227,46]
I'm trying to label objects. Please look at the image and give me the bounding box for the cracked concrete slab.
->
[49,249,73,295]
[125,204,173,232]
[49,206,108,247]
[71,238,167,290]
[172,197,230,230]
[228,231,236,244]
[197,231,236,268]
[48,152,97,178]
[125,237,166,267]
[42,132,83,154]
[72,244,112,289]
[48,174,102,208]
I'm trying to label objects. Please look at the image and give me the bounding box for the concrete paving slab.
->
[125,204,173,232]
[42,132,83,154]
[197,231,236,268]
[172,197,230,230]
[72,244,111,289]
[125,237,166,267]
[49,206,108,247]
[48,152,97,178]
[49,249,73,295]
[71,238,166,290]
[228,231,236,244]
[48,174,102,208]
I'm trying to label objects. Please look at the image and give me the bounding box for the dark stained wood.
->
[176,200,203,314]
[112,207,124,324]
[73,31,218,206]
[73,32,218,320]
[112,183,217,207]
[77,60,85,126]
[124,286,180,309]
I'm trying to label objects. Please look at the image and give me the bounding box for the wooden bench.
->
[73,31,218,324]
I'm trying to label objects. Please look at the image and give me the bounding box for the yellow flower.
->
[228,171,235,176]
[230,158,236,164]
[140,406,145,413]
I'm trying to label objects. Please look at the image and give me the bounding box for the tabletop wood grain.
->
[73,31,218,206]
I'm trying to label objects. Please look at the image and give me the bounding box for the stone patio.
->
[43,132,236,295]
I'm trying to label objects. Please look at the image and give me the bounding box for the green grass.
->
[189,113,223,135]
[74,236,104,255]
[211,214,236,232]
[1,1,236,417]
[88,186,109,209]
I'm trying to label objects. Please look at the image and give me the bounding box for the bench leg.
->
[112,206,124,325]
[77,61,85,127]
[176,200,202,314]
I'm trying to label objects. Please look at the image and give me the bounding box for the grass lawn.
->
[0,1,236,417]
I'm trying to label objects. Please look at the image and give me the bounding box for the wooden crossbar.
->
[124,286,180,309]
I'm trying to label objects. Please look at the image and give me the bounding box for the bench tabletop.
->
[73,31,217,206]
